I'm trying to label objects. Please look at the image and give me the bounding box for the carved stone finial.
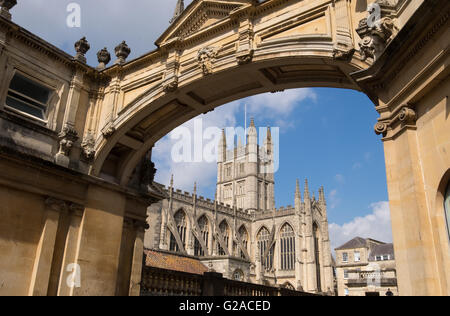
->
[96,47,111,70]
[170,0,185,24]
[0,0,17,20]
[74,37,90,63]
[114,41,131,65]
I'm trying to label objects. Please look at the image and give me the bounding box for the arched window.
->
[257,227,273,271]
[313,223,322,292]
[280,224,295,271]
[219,221,230,255]
[233,269,244,281]
[238,225,249,259]
[169,232,178,252]
[195,216,209,256]
[172,210,187,252]
[445,182,450,239]
[282,282,295,290]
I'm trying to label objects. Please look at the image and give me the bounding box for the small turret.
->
[218,129,227,162]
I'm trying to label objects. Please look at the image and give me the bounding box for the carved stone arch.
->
[255,224,271,240]
[278,221,296,236]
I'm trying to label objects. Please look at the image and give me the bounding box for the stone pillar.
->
[57,204,84,296]
[128,221,146,296]
[27,198,64,296]
[56,68,84,167]
[70,185,126,296]
[383,128,440,296]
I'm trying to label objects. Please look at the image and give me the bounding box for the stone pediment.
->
[156,0,251,46]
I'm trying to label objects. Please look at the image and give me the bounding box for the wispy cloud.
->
[329,201,393,252]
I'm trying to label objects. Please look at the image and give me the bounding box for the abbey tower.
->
[216,118,274,212]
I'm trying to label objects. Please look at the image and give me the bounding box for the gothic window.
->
[238,225,248,259]
[240,163,245,175]
[233,269,244,281]
[195,216,209,256]
[194,238,203,257]
[282,282,295,290]
[280,224,295,271]
[313,223,322,292]
[219,220,230,255]
[5,73,52,122]
[169,232,178,252]
[173,210,187,251]
[225,164,232,178]
[445,182,450,240]
[257,227,273,271]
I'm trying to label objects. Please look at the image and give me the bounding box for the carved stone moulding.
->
[58,124,79,156]
[236,49,254,65]
[374,105,416,137]
[163,78,179,93]
[197,47,218,75]
[81,133,96,163]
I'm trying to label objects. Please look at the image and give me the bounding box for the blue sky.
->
[11,0,393,250]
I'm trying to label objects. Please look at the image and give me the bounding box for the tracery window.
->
[238,225,248,259]
[445,182,450,240]
[6,73,52,122]
[172,210,187,252]
[219,220,230,255]
[195,216,209,256]
[257,227,273,271]
[280,224,295,270]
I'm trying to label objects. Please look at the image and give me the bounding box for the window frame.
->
[445,182,450,241]
[354,251,361,262]
[4,71,55,124]
[342,252,348,263]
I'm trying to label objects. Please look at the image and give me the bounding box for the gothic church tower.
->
[216,119,274,213]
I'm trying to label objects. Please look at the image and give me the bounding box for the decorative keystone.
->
[74,37,90,63]
[0,0,17,20]
[114,41,131,65]
[96,47,111,70]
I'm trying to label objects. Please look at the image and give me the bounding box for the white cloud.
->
[246,89,317,118]
[329,201,393,253]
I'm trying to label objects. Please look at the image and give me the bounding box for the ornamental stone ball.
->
[96,47,111,70]
[0,0,17,20]
[114,41,131,65]
[74,37,90,63]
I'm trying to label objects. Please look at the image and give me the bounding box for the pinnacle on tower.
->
[267,126,272,142]
[194,182,197,195]
[304,178,310,200]
[250,117,255,128]
[170,0,185,24]
[319,186,326,205]
[170,174,174,188]
[295,179,302,200]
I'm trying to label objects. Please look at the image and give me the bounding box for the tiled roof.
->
[369,243,395,261]
[335,237,368,250]
[144,249,208,275]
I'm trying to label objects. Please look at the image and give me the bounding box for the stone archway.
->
[84,0,450,296]
[0,0,448,296]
